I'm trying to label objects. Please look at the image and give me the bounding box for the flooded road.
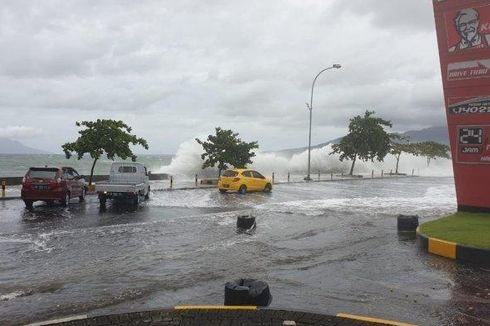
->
[0,177,489,325]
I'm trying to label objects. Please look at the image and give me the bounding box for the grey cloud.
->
[329,0,435,32]
[0,0,448,153]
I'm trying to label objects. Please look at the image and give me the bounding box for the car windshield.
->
[222,170,238,177]
[117,166,137,173]
[28,168,58,179]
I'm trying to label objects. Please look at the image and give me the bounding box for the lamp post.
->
[305,64,342,181]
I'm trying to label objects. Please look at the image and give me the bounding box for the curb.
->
[25,306,417,326]
[416,227,490,266]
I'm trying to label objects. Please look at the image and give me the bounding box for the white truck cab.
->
[96,162,150,207]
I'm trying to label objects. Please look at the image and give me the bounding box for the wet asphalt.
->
[0,177,489,325]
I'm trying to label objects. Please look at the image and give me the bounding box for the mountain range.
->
[274,125,449,156]
[0,138,50,154]
[0,125,449,155]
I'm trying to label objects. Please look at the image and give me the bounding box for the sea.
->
[0,154,173,177]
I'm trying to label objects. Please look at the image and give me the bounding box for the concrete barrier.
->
[0,173,169,186]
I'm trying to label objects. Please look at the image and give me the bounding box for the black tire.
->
[238,185,247,195]
[263,183,272,193]
[24,200,33,210]
[224,279,272,307]
[237,215,256,230]
[397,215,419,232]
[79,188,86,202]
[61,192,70,207]
[219,189,227,193]
[133,194,139,207]
[99,194,107,206]
[145,186,150,200]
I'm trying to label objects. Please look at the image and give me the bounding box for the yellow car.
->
[218,169,272,194]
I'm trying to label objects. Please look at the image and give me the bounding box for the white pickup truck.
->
[96,162,150,206]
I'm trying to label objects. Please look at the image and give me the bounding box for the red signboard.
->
[433,0,490,211]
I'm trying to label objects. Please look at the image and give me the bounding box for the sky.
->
[0,0,445,154]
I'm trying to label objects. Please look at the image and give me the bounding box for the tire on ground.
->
[62,192,70,207]
[224,279,272,307]
[99,193,107,206]
[237,215,256,230]
[397,214,419,232]
[238,185,247,194]
[263,183,272,193]
[24,200,33,210]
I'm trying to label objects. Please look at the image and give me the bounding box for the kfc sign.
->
[434,0,490,212]
[446,6,490,52]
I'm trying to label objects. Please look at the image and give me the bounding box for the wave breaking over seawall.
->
[156,137,453,179]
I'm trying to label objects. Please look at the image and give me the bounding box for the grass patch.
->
[420,212,490,249]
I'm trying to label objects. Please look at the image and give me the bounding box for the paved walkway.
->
[29,307,414,326]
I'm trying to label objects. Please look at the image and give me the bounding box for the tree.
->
[330,111,392,175]
[62,119,149,186]
[196,127,258,176]
[389,135,418,174]
[413,141,450,166]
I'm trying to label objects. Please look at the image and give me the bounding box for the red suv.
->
[21,167,86,209]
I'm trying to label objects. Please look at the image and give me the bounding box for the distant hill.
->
[402,126,449,145]
[0,138,50,154]
[273,126,449,156]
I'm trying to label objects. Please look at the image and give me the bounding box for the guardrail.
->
[0,170,416,199]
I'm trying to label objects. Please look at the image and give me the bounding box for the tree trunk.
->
[218,169,222,178]
[349,155,357,176]
[89,158,98,185]
[395,153,401,174]
[427,157,431,167]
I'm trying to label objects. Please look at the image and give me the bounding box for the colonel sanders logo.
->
[449,8,490,52]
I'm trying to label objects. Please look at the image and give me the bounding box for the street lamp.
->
[305,64,342,181]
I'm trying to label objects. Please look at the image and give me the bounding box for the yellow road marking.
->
[175,305,257,310]
[336,313,418,326]
[428,237,457,259]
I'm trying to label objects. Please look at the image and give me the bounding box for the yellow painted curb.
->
[428,237,456,259]
[336,313,418,326]
[175,305,257,310]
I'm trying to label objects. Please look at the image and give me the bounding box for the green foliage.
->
[389,135,418,174]
[331,111,392,175]
[412,141,450,166]
[62,119,149,184]
[196,127,258,176]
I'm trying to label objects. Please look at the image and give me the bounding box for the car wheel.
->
[99,194,107,206]
[24,200,33,210]
[263,183,272,193]
[238,185,247,195]
[61,192,70,207]
[133,194,139,207]
[79,188,86,202]
[145,186,150,200]
[219,189,227,193]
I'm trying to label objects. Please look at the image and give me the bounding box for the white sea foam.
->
[0,291,25,301]
[156,137,453,178]
[257,185,456,217]
[0,235,54,253]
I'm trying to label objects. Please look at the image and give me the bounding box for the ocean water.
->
[1,138,454,180]
[0,154,173,177]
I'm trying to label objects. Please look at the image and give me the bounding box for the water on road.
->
[0,177,489,325]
